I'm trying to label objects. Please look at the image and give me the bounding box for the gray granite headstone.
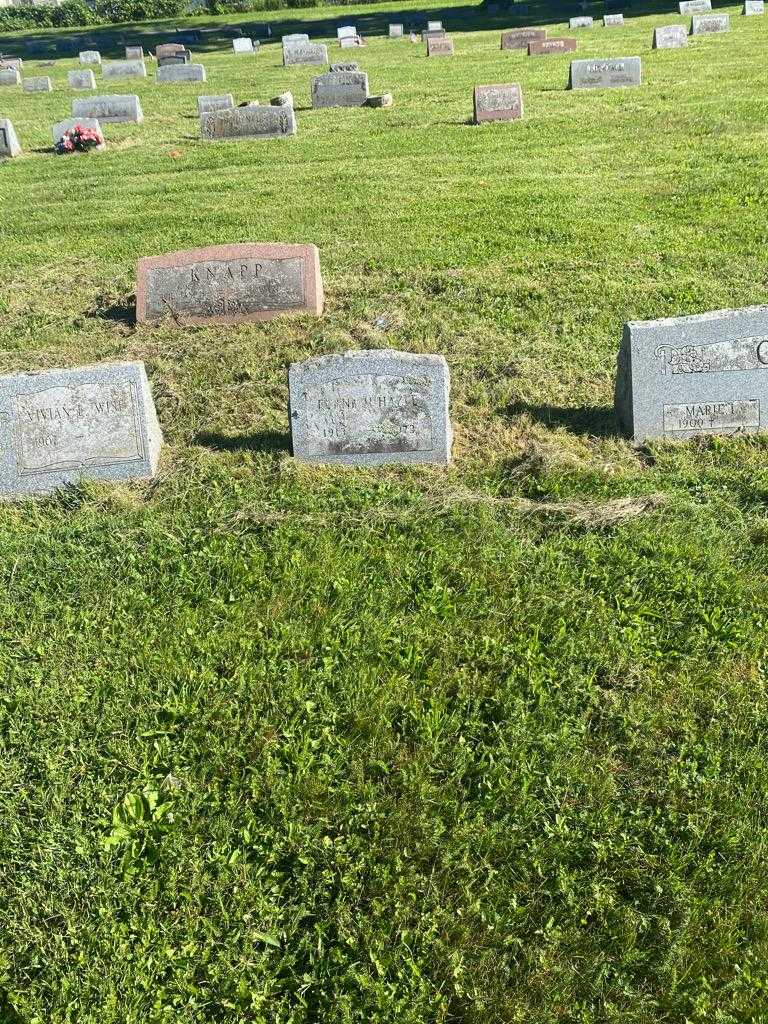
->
[679,0,711,11]
[389,23,404,36]
[22,76,52,92]
[197,93,235,114]
[271,91,294,107]
[0,68,21,87]
[283,41,328,65]
[312,71,369,108]
[743,1,764,13]
[73,94,143,123]
[201,105,297,141]
[616,306,768,441]
[157,63,206,83]
[125,46,144,59]
[340,36,363,49]
[568,56,641,88]
[653,24,687,46]
[603,13,624,25]
[103,59,147,79]
[0,58,22,70]
[427,20,443,30]
[691,13,730,32]
[51,117,105,148]
[68,69,97,89]
[233,37,255,53]
[289,350,452,465]
[282,33,309,42]
[0,119,21,158]
[569,15,594,26]
[157,51,191,67]
[79,50,102,64]
[337,24,358,39]
[0,362,163,497]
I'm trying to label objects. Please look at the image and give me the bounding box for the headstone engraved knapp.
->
[568,56,641,88]
[691,13,730,32]
[0,362,163,497]
[136,243,323,325]
[289,350,452,466]
[529,37,577,54]
[653,24,688,47]
[0,119,21,158]
[473,82,523,123]
[501,28,547,49]
[22,76,52,93]
[200,105,297,141]
[312,71,369,108]
[615,306,768,441]
[197,93,235,114]
[72,94,143,123]
[68,69,97,89]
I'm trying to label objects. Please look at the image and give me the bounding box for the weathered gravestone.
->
[73,94,143,123]
[197,93,234,114]
[569,56,641,88]
[653,24,687,46]
[312,70,369,107]
[103,60,147,79]
[288,350,452,465]
[201,105,297,141]
[52,117,105,150]
[474,82,523,123]
[79,50,101,64]
[366,93,393,107]
[427,20,444,30]
[0,362,163,497]
[22,76,52,92]
[0,58,22,70]
[604,13,624,25]
[679,0,711,10]
[282,33,309,42]
[157,50,191,67]
[125,46,144,59]
[0,68,21,87]
[389,23,404,36]
[68,69,97,89]
[569,15,594,26]
[615,306,768,441]
[233,37,255,53]
[271,91,293,107]
[330,61,360,72]
[283,41,328,66]
[743,1,764,13]
[156,42,188,59]
[423,28,447,41]
[158,63,206,83]
[501,27,546,49]
[340,36,363,49]
[427,36,455,56]
[136,243,322,324]
[0,119,21,158]
[691,13,730,32]
[337,24,358,39]
[529,37,577,53]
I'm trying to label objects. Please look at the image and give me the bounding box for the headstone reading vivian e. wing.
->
[289,350,452,466]
[22,76,52,93]
[0,118,21,158]
[158,63,206,83]
[427,36,455,56]
[529,37,577,54]
[197,93,234,114]
[0,362,163,497]
[312,71,369,108]
[73,94,143,123]
[68,69,97,89]
[473,82,523,123]
[653,24,687,47]
[691,13,730,32]
[136,243,322,325]
[501,28,546,49]
[615,306,768,441]
[568,56,641,88]
[200,105,297,142]
[102,60,147,79]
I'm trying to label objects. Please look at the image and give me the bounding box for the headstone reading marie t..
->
[312,70,369,108]
[0,68,21,87]
[283,40,329,66]
[427,36,455,56]
[473,82,523,123]
[136,243,323,325]
[197,93,234,114]
[68,69,97,89]
[22,76,52,93]
[102,60,147,79]
[604,13,624,25]
[569,16,594,27]
[389,23,404,36]
[743,1,764,13]
[200,105,297,141]
[79,50,101,64]
[529,37,577,54]
[233,37,255,53]
[691,13,730,32]
[0,362,162,498]
[679,0,711,11]
[501,28,546,49]
[288,350,452,465]
[653,24,687,47]
[615,306,768,441]
[568,56,641,88]
[73,94,143,124]
[0,118,21,158]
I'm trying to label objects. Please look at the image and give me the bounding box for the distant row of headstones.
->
[1,240,764,497]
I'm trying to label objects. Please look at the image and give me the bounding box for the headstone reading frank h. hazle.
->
[79,50,101,64]
[197,93,234,114]
[312,71,369,108]
[73,94,143,124]
[743,1,764,13]
[615,305,768,441]
[603,13,624,25]
[679,0,711,11]
[0,362,163,498]
[68,69,97,89]
[157,63,206,83]
[0,68,21,87]
[569,16,594,27]
[473,82,523,123]
[653,24,687,47]
[283,40,329,66]
[289,350,452,466]
[427,36,455,56]
[501,28,546,49]
[102,59,147,79]
[691,13,730,32]
[569,56,641,88]
[22,76,52,93]
[529,37,577,54]
[0,118,21,158]
[200,105,297,142]
[51,117,105,150]
[136,243,323,325]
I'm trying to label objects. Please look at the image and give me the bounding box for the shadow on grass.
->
[195,429,291,454]
[504,401,617,437]
[93,302,135,326]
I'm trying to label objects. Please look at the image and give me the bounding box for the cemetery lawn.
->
[3,1,768,1020]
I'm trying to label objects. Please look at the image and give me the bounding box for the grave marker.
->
[157,50,191,67]
[679,0,710,12]
[0,118,21,158]
[691,13,730,32]
[337,25,358,39]
[136,243,322,324]
[427,20,443,30]
[569,56,641,88]
[283,41,328,66]
[653,24,687,46]
[102,60,147,79]
[288,350,452,465]
[0,362,163,497]
[79,50,101,64]
[529,37,577,53]
[427,36,455,56]
[233,37,255,53]
[569,16,594,26]
[743,1,764,13]
[501,27,546,49]
[271,91,294,107]
[473,82,523,123]
[201,105,296,141]
[0,68,21,87]
[312,70,369,108]
[73,94,143,123]
[157,63,207,83]
[604,13,624,25]
[330,61,360,72]
[156,43,188,60]
[389,23,404,36]
[282,33,309,42]
[22,76,52,93]
[52,117,105,150]
[125,46,144,59]
[197,93,234,114]
[68,69,97,89]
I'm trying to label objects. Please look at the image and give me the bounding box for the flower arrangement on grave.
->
[54,123,104,155]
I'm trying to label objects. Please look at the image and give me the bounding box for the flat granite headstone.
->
[427,36,455,56]
[0,118,21,158]
[691,13,730,32]
[22,76,52,93]
[569,56,641,88]
[653,24,687,47]
[125,46,144,59]
[312,71,369,107]
[79,50,101,64]
[289,350,452,465]
[0,362,162,497]
[103,60,147,79]
[615,306,768,441]
[569,16,594,26]
[501,28,547,49]
[136,243,322,325]
[604,13,624,25]
[283,41,329,66]
[51,117,105,150]
[73,94,143,123]
[233,37,255,52]
[474,82,523,123]
[200,105,296,141]
[68,69,97,89]
[282,33,309,42]
[157,63,206,83]
[197,93,234,114]
[679,0,711,11]
[0,68,21,87]
[389,23,404,36]
[330,61,360,72]
[743,1,764,13]
[529,37,577,53]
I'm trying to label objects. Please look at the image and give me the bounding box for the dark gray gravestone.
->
[73,94,143,123]
[0,118,21,158]
[289,350,452,465]
[568,56,641,88]
[0,362,163,497]
[312,71,369,107]
[200,105,297,141]
[157,50,191,67]
[616,307,768,441]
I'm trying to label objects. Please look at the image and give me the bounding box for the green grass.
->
[2,2,768,1021]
